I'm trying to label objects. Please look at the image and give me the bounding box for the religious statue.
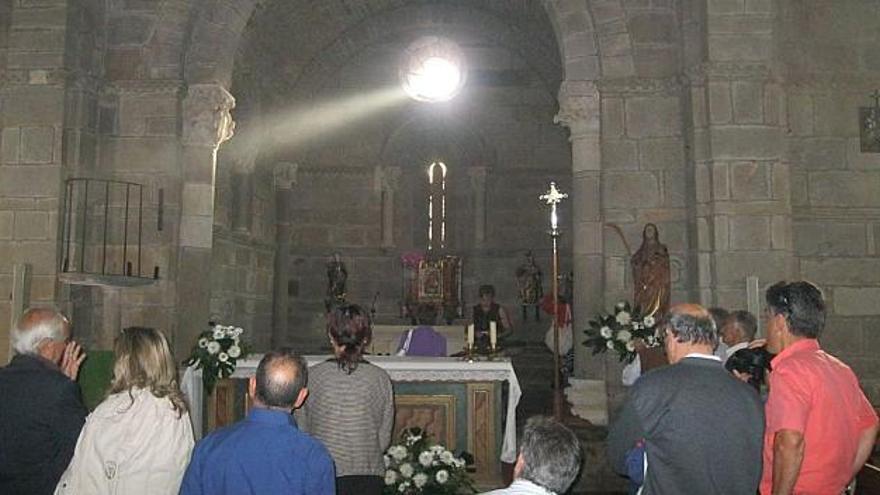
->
[631,223,671,316]
[515,250,543,321]
[325,253,348,311]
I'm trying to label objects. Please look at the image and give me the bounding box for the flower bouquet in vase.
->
[383,427,474,495]
[183,323,249,393]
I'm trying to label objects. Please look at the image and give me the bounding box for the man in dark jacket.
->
[608,303,764,494]
[0,308,88,495]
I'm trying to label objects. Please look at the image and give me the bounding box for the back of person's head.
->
[765,280,826,338]
[416,304,437,326]
[478,285,495,298]
[327,304,372,373]
[110,327,187,416]
[665,304,718,348]
[728,310,758,342]
[707,307,729,332]
[255,349,308,409]
[11,308,69,356]
[519,416,582,494]
[725,347,772,390]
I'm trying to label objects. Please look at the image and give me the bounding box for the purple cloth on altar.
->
[396,326,447,357]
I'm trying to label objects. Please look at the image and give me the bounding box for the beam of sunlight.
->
[234,86,410,157]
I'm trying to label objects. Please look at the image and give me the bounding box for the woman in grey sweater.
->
[300,304,394,495]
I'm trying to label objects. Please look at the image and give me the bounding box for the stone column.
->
[690,1,793,309]
[467,167,488,247]
[554,80,604,380]
[272,162,298,347]
[174,84,235,357]
[375,166,401,248]
[226,136,259,234]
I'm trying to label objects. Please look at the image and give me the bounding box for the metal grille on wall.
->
[60,178,154,282]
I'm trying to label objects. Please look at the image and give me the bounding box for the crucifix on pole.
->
[539,181,568,421]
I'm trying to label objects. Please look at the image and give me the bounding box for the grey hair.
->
[11,308,69,356]
[519,416,582,494]
[666,309,718,348]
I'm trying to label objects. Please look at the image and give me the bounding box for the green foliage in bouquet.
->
[583,301,661,363]
[183,324,249,393]
[383,427,475,495]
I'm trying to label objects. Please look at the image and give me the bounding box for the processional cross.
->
[539,181,568,420]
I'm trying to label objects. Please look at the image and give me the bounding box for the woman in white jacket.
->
[56,327,194,495]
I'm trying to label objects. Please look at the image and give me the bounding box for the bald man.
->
[608,304,764,494]
[0,308,88,495]
[180,350,335,495]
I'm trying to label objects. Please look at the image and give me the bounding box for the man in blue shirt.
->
[180,350,335,495]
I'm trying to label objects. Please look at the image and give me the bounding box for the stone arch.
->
[180,0,637,88]
[288,4,562,99]
[380,114,495,172]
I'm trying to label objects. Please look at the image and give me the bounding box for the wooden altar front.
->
[182,356,521,487]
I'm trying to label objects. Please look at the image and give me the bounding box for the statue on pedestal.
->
[631,223,671,317]
[515,250,543,321]
[325,253,348,312]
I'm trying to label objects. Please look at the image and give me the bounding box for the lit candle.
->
[490,321,497,348]
[467,324,474,348]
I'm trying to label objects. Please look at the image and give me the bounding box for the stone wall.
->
[0,0,71,362]
[209,159,275,351]
[780,0,880,401]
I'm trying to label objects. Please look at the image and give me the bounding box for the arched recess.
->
[380,115,495,251]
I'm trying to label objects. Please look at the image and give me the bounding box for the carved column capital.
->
[182,84,236,148]
[273,162,299,190]
[554,80,600,138]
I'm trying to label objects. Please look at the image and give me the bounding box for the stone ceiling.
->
[233,0,561,105]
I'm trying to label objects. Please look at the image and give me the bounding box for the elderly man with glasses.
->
[0,308,88,495]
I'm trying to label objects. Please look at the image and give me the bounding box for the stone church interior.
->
[1,0,879,493]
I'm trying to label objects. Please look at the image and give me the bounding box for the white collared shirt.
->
[481,479,557,495]
[684,352,722,362]
[724,341,750,361]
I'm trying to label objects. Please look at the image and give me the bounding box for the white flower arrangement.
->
[584,301,663,363]
[184,323,250,393]
[382,427,473,494]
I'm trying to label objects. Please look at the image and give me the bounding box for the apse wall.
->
[268,38,573,349]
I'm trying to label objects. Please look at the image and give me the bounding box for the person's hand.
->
[60,341,86,381]
[748,339,767,349]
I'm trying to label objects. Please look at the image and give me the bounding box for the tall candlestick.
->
[467,324,475,348]
[489,321,497,348]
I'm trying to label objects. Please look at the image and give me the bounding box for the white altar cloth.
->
[182,355,521,463]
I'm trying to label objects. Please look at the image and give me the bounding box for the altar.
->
[182,356,521,484]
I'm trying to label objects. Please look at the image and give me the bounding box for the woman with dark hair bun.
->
[300,304,394,495]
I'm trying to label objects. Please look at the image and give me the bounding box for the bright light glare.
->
[403,56,463,102]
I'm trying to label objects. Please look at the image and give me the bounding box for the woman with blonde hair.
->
[55,327,194,494]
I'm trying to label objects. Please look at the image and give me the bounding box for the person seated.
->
[720,310,758,362]
[481,416,582,495]
[397,304,446,357]
[0,308,87,495]
[472,284,513,353]
[180,350,334,495]
[55,327,194,494]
